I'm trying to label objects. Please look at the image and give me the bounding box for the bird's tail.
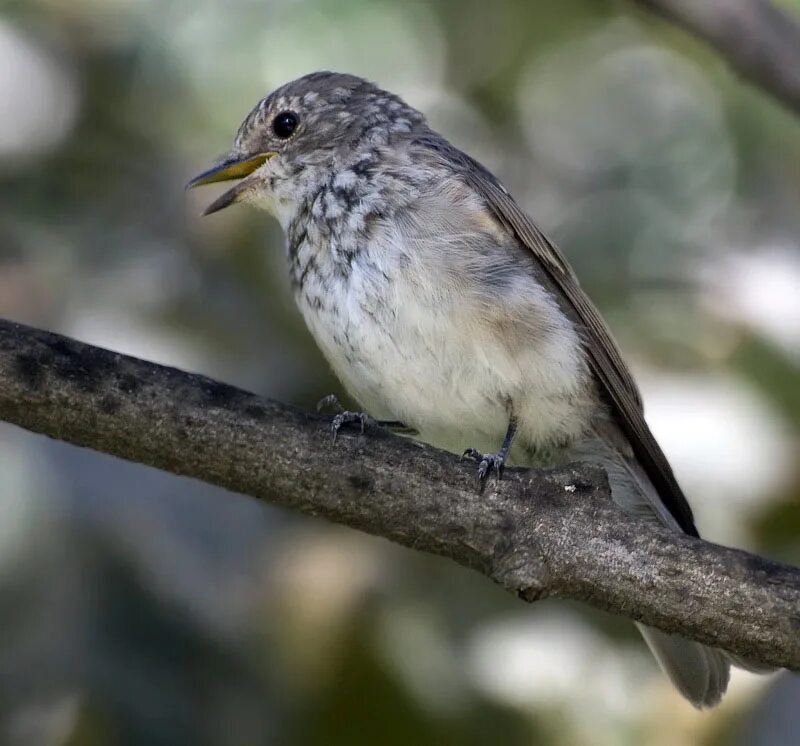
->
[569,423,774,708]
[635,624,730,708]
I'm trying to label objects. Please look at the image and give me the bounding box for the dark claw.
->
[319,395,416,442]
[331,411,375,443]
[461,448,505,482]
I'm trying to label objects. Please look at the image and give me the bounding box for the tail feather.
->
[636,624,730,708]
[569,423,774,707]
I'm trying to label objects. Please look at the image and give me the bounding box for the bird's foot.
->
[316,394,415,442]
[330,411,375,443]
[461,448,506,482]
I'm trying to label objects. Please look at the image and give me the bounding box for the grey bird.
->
[189,71,761,707]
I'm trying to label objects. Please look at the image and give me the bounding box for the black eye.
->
[272,111,299,139]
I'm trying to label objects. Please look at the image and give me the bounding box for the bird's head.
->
[188,71,426,222]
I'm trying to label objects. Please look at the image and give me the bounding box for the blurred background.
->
[1,0,799,744]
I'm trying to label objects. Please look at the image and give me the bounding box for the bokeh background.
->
[1,0,799,744]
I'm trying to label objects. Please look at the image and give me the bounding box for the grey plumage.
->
[190,71,764,708]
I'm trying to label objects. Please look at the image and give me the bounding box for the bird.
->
[189,71,763,707]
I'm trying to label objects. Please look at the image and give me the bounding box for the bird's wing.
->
[431,142,698,536]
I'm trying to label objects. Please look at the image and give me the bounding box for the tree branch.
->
[0,318,798,669]
[635,0,800,116]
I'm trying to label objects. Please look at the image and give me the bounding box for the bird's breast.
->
[289,214,592,458]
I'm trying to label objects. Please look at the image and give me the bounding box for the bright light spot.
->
[641,372,793,543]
[467,611,649,723]
[703,246,800,360]
[0,22,79,160]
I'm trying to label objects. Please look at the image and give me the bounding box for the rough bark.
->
[0,318,798,669]
[636,0,800,115]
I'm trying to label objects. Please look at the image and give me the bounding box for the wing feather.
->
[423,140,698,536]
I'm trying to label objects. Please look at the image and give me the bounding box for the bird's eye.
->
[272,111,299,139]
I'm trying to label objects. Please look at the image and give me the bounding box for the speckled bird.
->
[189,71,767,707]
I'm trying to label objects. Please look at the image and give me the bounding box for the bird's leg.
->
[316,394,415,443]
[462,415,518,483]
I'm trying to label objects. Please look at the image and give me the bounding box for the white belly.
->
[294,245,590,460]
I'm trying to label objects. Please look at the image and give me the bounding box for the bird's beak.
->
[187,152,277,215]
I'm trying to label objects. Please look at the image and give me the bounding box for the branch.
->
[0,318,798,669]
[636,0,800,116]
